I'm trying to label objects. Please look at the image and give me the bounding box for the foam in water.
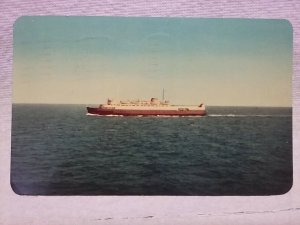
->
[208,114,291,117]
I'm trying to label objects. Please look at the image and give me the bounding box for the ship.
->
[86,95,206,117]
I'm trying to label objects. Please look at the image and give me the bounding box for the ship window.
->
[178,108,189,111]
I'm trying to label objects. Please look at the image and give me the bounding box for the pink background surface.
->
[0,1,300,224]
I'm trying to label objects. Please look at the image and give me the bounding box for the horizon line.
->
[11,102,293,108]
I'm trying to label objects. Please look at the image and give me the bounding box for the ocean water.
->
[11,104,292,195]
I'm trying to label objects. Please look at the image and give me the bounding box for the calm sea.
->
[11,104,292,195]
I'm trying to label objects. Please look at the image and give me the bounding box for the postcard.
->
[11,16,292,196]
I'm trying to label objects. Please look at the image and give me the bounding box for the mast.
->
[162,88,165,101]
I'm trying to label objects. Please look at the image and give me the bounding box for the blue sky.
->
[13,16,292,106]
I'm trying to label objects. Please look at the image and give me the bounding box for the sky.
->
[13,16,292,106]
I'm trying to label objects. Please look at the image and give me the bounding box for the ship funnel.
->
[199,103,205,109]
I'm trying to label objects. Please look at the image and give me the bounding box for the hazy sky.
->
[13,16,292,106]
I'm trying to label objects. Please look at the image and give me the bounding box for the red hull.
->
[86,107,206,116]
